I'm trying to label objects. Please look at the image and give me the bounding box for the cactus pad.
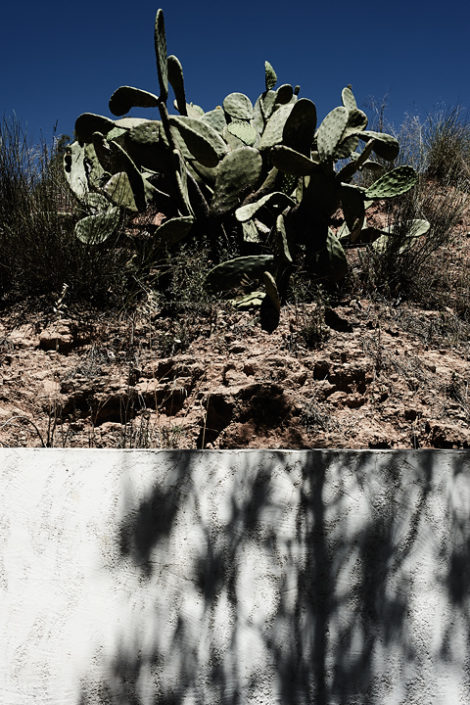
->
[63,142,88,201]
[211,147,262,216]
[274,213,293,265]
[206,254,274,290]
[235,191,294,222]
[202,108,227,134]
[264,61,277,91]
[282,98,317,156]
[226,120,257,146]
[75,208,120,244]
[262,271,281,312]
[169,115,228,167]
[275,84,294,105]
[340,183,365,236]
[317,106,349,161]
[155,216,194,246]
[270,145,320,175]
[109,87,159,117]
[356,130,399,161]
[154,9,168,102]
[365,166,417,199]
[167,55,186,115]
[341,85,357,110]
[75,113,117,142]
[223,93,253,121]
[259,104,294,149]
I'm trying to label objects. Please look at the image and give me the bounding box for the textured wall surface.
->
[1,449,470,705]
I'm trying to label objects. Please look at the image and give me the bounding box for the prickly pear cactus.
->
[65,7,426,331]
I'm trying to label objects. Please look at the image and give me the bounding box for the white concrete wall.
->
[1,449,470,705]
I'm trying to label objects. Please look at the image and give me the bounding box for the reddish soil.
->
[1,284,469,449]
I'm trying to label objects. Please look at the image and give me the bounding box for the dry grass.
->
[356,108,470,313]
[0,115,131,305]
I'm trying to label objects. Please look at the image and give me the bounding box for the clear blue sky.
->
[1,0,469,145]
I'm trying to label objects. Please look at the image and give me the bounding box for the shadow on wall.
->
[78,450,470,705]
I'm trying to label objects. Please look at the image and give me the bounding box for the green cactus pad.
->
[93,134,147,211]
[274,213,293,265]
[252,96,265,134]
[202,108,226,134]
[262,271,281,312]
[264,61,277,91]
[211,147,263,216]
[260,90,277,121]
[231,291,266,309]
[380,219,430,241]
[337,140,375,182]
[63,142,88,201]
[128,120,163,145]
[172,149,193,216]
[167,55,186,115]
[356,130,399,161]
[124,121,172,171]
[83,143,107,191]
[190,160,217,186]
[275,84,294,105]
[259,104,294,149]
[341,86,357,110]
[84,193,110,213]
[75,208,120,245]
[361,160,383,173]
[103,171,156,212]
[345,108,368,132]
[223,127,244,151]
[154,215,194,246]
[226,120,257,146]
[242,220,262,244]
[106,126,127,143]
[223,93,254,121]
[400,218,430,238]
[90,132,116,174]
[169,115,228,167]
[114,117,150,129]
[340,183,365,235]
[109,86,159,117]
[185,103,205,119]
[334,135,360,160]
[74,113,117,143]
[103,172,136,211]
[317,106,349,161]
[154,9,168,102]
[365,166,417,199]
[372,226,424,255]
[315,229,348,282]
[270,145,320,175]
[235,191,295,222]
[282,98,317,156]
[206,254,274,290]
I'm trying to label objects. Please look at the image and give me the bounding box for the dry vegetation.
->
[0,110,469,448]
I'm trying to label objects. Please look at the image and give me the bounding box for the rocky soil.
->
[1,282,469,449]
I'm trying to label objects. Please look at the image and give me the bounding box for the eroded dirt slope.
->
[1,293,469,449]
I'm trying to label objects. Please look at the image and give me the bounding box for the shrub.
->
[0,115,132,304]
[357,109,469,304]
